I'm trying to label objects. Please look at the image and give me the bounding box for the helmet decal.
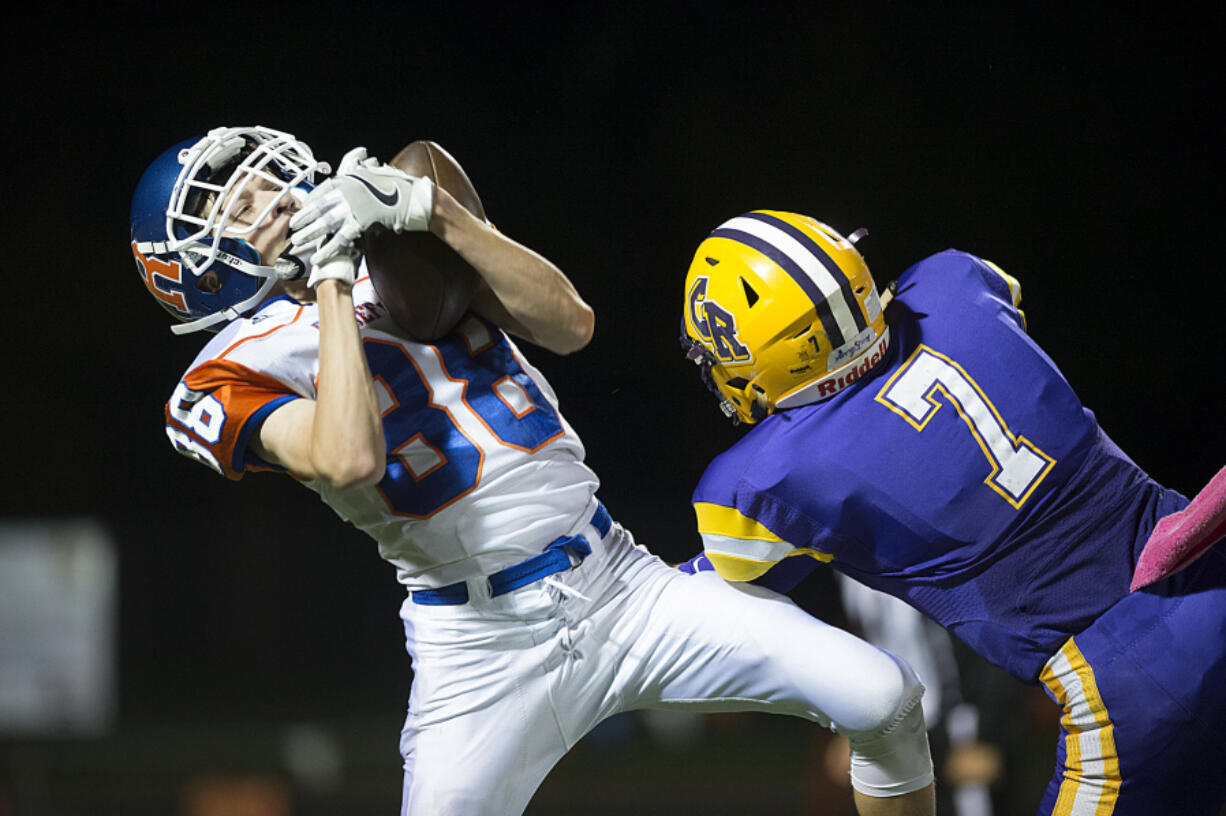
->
[132,241,188,313]
[710,212,867,348]
[703,298,751,362]
[687,276,711,339]
[688,275,750,362]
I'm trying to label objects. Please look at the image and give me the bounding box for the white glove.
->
[289,146,435,268]
[305,243,361,289]
[336,145,379,174]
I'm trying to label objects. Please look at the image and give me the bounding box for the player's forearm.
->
[311,280,386,487]
[430,189,594,354]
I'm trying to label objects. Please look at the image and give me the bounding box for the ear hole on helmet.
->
[740,278,760,307]
[197,271,223,293]
[725,377,749,390]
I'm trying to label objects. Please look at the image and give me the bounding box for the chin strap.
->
[168,247,309,335]
[169,273,279,335]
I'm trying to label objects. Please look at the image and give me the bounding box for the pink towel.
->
[1131,464,1226,591]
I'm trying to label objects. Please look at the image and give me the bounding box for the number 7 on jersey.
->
[875,345,1055,509]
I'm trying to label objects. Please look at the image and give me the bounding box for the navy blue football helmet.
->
[130,126,330,334]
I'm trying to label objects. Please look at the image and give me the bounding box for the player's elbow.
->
[313,449,386,490]
[319,462,385,490]
[546,303,595,355]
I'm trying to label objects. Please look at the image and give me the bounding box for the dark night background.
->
[2,4,1224,814]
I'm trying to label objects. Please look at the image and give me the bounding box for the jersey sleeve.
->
[676,545,821,594]
[691,449,836,584]
[976,256,1027,331]
[901,250,1027,332]
[164,359,302,480]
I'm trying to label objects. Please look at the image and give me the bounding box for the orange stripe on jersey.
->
[215,303,307,361]
[173,360,303,481]
[182,359,299,398]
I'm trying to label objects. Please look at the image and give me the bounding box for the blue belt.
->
[412,502,612,606]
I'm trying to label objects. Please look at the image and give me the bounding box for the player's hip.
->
[398,515,677,731]
[397,504,671,638]
[1037,549,1226,814]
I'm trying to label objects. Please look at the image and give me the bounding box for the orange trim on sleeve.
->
[174,360,303,480]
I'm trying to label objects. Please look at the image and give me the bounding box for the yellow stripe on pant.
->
[1039,638,1122,815]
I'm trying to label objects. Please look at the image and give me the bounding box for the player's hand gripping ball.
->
[365,141,486,341]
[291,148,435,260]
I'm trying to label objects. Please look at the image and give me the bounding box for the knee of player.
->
[833,649,924,737]
[840,652,934,799]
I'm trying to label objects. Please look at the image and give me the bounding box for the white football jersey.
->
[164,274,599,590]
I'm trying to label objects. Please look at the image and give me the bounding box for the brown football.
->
[364,140,485,341]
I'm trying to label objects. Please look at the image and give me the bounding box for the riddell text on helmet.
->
[817,338,889,397]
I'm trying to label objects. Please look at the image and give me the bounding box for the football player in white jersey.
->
[130,125,935,816]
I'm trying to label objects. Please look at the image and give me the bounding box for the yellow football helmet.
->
[681,211,890,424]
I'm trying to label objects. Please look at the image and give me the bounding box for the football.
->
[364,140,486,341]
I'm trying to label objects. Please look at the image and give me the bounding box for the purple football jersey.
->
[693,250,1188,682]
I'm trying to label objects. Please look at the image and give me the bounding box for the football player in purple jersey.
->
[678,210,1226,815]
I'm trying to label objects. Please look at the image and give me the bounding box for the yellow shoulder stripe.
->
[694,502,783,542]
[982,258,1023,309]
[706,551,776,582]
[707,548,834,583]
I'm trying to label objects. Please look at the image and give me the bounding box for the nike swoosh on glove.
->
[289,147,434,269]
